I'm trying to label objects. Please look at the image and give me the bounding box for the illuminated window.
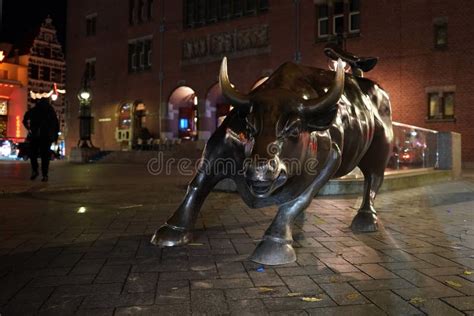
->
[428,91,455,120]
[86,14,97,36]
[179,118,189,130]
[316,0,360,40]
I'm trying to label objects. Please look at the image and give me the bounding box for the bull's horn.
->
[302,58,345,115]
[219,57,251,106]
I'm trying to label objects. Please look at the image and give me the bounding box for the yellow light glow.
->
[51,93,58,101]
[15,115,20,138]
[0,51,4,62]
[77,206,87,213]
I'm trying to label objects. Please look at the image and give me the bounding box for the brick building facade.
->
[66,0,474,164]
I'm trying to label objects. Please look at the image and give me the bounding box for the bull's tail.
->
[324,43,378,77]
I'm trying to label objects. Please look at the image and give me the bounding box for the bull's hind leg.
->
[151,133,231,247]
[351,126,391,232]
[250,146,341,265]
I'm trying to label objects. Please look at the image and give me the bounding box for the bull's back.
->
[331,76,391,178]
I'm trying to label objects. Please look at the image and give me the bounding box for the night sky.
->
[1,0,67,49]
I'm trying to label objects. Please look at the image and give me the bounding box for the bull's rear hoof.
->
[350,212,378,233]
[249,236,296,265]
[150,223,192,247]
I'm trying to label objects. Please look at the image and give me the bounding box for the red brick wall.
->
[66,0,474,163]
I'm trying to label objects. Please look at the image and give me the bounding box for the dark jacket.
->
[23,99,60,143]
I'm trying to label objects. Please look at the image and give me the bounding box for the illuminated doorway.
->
[167,86,198,140]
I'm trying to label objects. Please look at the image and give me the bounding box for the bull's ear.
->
[306,107,338,131]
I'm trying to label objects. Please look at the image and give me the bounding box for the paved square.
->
[0,162,473,315]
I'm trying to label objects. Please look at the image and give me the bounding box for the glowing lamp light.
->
[77,206,87,213]
[0,51,4,63]
[79,91,91,101]
[51,93,58,101]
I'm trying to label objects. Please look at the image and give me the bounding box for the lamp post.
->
[77,75,94,148]
[70,70,100,162]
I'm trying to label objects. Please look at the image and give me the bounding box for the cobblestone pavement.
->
[0,162,473,315]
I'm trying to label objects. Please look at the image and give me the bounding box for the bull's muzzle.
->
[246,157,288,198]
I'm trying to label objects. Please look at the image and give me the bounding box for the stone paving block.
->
[95,264,130,283]
[156,280,190,305]
[275,265,332,277]
[1,286,55,315]
[356,263,399,279]
[115,304,191,316]
[269,310,308,316]
[306,304,384,316]
[393,284,464,300]
[362,290,424,315]
[124,272,158,293]
[76,308,114,316]
[191,278,253,289]
[394,269,443,287]
[350,278,415,291]
[415,253,462,267]
[53,283,123,297]
[325,263,360,273]
[159,268,218,281]
[310,272,371,284]
[262,294,336,311]
[320,282,369,305]
[442,296,474,311]
[410,298,465,316]
[29,274,95,287]
[379,260,436,271]
[191,289,228,314]
[434,275,474,295]
[39,295,84,315]
[228,299,267,314]
[417,266,465,276]
[225,286,290,300]
[70,258,106,275]
[249,270,285,287]
[281,275,324,294]
[81,292,154,309]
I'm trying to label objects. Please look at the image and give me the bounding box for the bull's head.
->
[220,57,345,198]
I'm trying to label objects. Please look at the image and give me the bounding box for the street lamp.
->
[77,72,94,148]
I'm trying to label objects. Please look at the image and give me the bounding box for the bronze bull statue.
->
[152,47,393,265]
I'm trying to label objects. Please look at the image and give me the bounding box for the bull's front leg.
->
[250,146,341,265]
[151,133,232,247]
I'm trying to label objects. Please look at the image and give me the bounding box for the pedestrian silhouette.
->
[23,98,59,182]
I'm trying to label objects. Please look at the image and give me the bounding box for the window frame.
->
[85,58,96,81]
[434,21,448,49]
[427,90,455,121]
[316,0,360,41]
[85,13,97,37]
[128,36,153,73]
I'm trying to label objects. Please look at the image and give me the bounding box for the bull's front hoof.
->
[150,223,192,247]
[350,211,378,233]
[249,236,296,265]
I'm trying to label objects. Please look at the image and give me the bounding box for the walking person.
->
[22,98,59,182]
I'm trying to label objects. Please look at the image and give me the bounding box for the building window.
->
[184,0,269,28]
[128,37,152,73]
[51,68,62,83]
[86,14,97,36]
[30,64,39,80]
[316,0,360,40]
[85,58,96,81]
[434,21,448,49]
[40,66,50,81]
[428,91,454,120]
[129,0,153,25]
